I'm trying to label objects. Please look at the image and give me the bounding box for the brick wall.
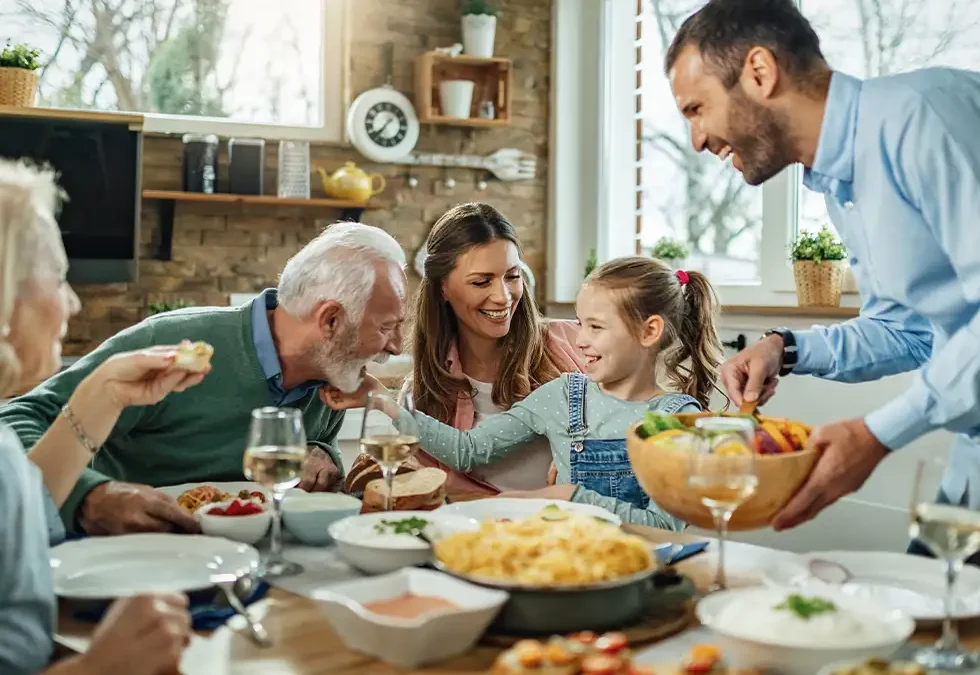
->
[66,0,552,356]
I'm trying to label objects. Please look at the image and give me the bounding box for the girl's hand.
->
[498,484,577,500]
[80,345,210,411]
[319,374,387,410]
[547,462,558,486]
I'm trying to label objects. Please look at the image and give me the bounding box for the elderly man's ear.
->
[313,300,345,339]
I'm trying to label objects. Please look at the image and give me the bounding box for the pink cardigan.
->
[408,320,586,497]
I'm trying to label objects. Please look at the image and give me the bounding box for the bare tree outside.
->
[639,0,980,282]
[1,0,322,126]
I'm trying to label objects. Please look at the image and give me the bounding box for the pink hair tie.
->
[675,269,690,285]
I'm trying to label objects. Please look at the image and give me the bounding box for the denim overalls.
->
[566,373,698,509]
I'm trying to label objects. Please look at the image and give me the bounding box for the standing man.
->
[665,0,980,532]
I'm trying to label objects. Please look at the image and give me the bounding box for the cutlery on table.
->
[212,574,271,648]
[655,541,709,566]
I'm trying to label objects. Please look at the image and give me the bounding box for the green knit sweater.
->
[0,304,346,532]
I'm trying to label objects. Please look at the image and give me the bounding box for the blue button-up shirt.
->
[250,289,327,406]
[798,68,980,506]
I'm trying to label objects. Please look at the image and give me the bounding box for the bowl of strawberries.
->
[196,496,271,545]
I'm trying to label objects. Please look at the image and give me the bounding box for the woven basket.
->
[0,67,38,107]
[793,260,843,307]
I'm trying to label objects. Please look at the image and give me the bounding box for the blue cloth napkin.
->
[72,581,270,631]
[655,541,709,566]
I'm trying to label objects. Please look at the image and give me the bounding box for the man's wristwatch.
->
[764,327,797,377]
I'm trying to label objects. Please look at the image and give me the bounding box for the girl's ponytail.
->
[664,269,722,409]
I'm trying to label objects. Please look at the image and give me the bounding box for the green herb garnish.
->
[374,517,429,535]
[775,594,837,620]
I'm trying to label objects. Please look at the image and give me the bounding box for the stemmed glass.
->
[687,417,759,592]
[359,390,419,511]
[243,407,307,578]
[908,455,980,671]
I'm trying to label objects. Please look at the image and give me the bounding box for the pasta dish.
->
[433,512,654,586]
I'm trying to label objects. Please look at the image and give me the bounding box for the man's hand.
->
[719,333,784,407]
[79,593,191,675]
[498,484,577,500]
[298,446,341,492]
[79,482,200,535]
[771,418,889,531]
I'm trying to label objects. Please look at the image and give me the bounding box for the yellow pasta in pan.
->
[434,513,654,586]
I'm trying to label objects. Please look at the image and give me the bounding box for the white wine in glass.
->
[359,390,419,511]
[908,456,980,671]
[688,416,758,593]
[243,407,307,578]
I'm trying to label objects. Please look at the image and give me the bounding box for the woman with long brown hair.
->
[406,202,584,497]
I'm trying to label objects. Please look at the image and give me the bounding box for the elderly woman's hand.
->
[78,345,210,411]
[319,374,387,411]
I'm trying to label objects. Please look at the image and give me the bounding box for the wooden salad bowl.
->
[626,413,819,531]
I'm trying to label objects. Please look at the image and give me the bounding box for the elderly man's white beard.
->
[315,326,390,394]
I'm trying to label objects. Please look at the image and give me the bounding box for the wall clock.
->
[346,85,420,163]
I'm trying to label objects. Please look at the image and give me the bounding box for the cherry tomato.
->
[581,654,622,675]
[568,631,597,645]
[595,632,628,654]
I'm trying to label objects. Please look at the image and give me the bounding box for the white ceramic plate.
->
[761,550,980,621]
[51,533,259,599]
[435,498,622,526]
[156,481,269,502]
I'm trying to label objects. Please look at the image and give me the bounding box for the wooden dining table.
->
[55,522,980,675]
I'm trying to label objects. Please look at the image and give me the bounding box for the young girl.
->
[324,256,723,528]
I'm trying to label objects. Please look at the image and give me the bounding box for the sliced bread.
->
[343,452,422,495]
[361,467,448,512]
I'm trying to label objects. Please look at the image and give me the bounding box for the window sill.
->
[544,302,859,321]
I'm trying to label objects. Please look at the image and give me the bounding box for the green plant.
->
[148,299,194,315]
[584,248,598,278]
[650,237,689,260]
[790,226,848,264]
[0,42,41,71]
[461,0,498,16]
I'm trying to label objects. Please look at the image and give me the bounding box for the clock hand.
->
[379,117,396,136]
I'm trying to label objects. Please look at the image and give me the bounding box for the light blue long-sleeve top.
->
[798,68,980,506]
[0,425,66,675]
[411,374,694,529]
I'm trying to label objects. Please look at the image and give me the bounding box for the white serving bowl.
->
[696,586,915,675]
[196,501,271,545]
[316,567,508,669]
[282,490,362,546]
[435,497,622,526]
[327,511,479,575]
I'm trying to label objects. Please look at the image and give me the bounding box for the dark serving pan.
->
[431,561,690,635]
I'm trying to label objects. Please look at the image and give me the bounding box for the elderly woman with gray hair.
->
[0,159,208,674]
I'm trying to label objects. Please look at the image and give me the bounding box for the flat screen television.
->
[0,113,142,283]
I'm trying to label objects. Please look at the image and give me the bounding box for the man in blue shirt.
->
[666,0,980,533]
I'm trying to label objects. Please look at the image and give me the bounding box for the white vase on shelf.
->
[462,14,497,58]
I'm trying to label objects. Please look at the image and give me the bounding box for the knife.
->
[655,541,709,566]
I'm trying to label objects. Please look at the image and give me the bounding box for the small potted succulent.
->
[790,226,848,307]
[650,237,690,271]
[0,42,41,107]
[461,0,498,58]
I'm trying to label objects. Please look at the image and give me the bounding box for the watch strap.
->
[765,328,797,377]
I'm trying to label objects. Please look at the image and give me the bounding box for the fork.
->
[212,575,271,648]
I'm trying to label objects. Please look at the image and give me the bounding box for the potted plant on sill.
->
[461,0,498,58]
[651,237,690,271]
[790,226,848,307]
[0,42,41,107]
[147,299,194,317]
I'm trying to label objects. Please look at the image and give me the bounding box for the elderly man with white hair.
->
[0,221,407,537]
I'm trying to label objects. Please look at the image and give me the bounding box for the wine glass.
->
[687,417,759,592]
[908,455,980,671]
[243,407,307,578]
[359,390,419,511]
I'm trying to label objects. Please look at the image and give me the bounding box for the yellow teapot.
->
[315,161,386,203]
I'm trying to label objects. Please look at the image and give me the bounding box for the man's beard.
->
[727,84,795,186]
[313,325,390,394]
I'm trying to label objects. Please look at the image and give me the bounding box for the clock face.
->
[365,102,409,148]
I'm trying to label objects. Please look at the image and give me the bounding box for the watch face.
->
[364,102,409,148]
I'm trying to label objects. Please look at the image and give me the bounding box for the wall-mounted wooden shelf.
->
[0,105,144,130]
[415,52,512,127]
[721,304,860,319]
[142,190,386,261]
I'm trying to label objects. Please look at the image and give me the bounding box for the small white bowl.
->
[316,567,508,669]
[282,491,362,546]
[196,501,271,545]
[327,511,479,575]
[696,586,915,675]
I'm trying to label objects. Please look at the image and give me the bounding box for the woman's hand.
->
[319,374,387,411]
[498,484,577,500]
[78,593,191,675]
[78,345,210,411]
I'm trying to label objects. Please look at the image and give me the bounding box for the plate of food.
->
[50,533,259,599]
[432,511,661,635]
[156,481,269,514]
[435,498,622,527]
[817,659,928,675]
